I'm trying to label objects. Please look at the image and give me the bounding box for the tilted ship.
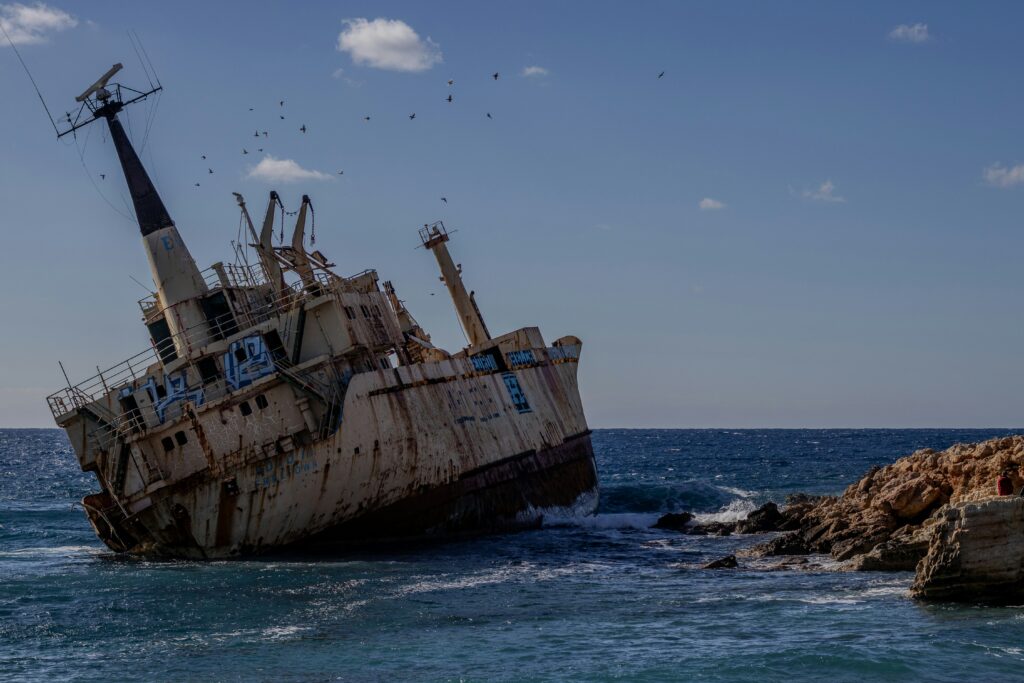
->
[46,65,598,558]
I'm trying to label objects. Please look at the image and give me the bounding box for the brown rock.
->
[913,496,1024,602]
[703,555,738,569]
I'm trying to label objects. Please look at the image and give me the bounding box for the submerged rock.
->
[652,512,693,531]
[912,496,1024,603]
[703,555,738,569]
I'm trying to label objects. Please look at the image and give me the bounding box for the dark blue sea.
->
[4,428,1024,682]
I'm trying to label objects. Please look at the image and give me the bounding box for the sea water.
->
[3,428,1024,682]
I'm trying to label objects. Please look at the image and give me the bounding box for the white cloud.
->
[699,197,725,211]
[801,180,846,203]
[247,156,331,184]
[888,23,930,44]
[0,2,76,45]
[983,163,1024,188]
[522,65,549,78]
[336,17,441,72]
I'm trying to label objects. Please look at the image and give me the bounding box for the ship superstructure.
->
[46,66,598,558]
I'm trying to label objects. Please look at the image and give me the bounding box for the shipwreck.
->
[46,65,598,558]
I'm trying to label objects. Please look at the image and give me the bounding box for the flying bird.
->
[363,115,371,121]
[447,79,454,86]
[242,149,248,155]
[446,94,453,103]
[99,174,105,180]
[337,170,344,175]
[300,124,307,133]
[409,113,416,120]
[201,155,206,160]
[258,148,263,152]
[248,107,254,111]
[195,183,200,187]
[280,115,285,120]
[658,71,665,79]
[262,131,268,137]
[492,72,499,80]
[486,112,493,119]
[208,168,214,174]
[254,130,259,137]
[441,197,447,204]
[279,100,284,107]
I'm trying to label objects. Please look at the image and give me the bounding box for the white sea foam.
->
[0,545,103,557]
[693,498,757,524]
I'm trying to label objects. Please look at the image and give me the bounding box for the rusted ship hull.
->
[69,340,597,559]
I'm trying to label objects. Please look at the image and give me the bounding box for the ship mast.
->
[420,222,491,347]
[60,65,209,364]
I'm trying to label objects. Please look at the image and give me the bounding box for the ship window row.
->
[161,430,188,452]
[344,304,383,320]
[239,394,270,417]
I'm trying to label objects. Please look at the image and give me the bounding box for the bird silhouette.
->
[409,113,416,120]
[99,174,105,180]
[248,107,254,111]
[280,115,285,120]
[337,170,344,175]
[658,71,665,79]
[254,130,259,137]
[279,100,284,107]
[486,112,493,119]
[441,197,447,204]
[242,149,248,154]
[208,168,213,174]
[363,116,371,121]
[492,72,499,80]
[262,131,268,137]
[447,79,454,86]
[201,155,206,160]
[446,94,453,103]
[258,148,263,152]
[300,124,307,133]
[195,182,200,187]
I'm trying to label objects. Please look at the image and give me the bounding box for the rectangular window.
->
[174,431,188,446]
[147,317,178,364]
[344,306,356,320]
[239,401,252,416]
[161,436,175,452]
[255,394,269,410]
[200,291,239,341]
[196,357,220,385]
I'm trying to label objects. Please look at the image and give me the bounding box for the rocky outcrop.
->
[703,555,738,569]
[751,435,1024,570]
[652,512,693,531]
[912,496,1024,602]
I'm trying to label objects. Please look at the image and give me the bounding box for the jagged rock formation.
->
[912,496,1024,602]
[751,435,1024,570]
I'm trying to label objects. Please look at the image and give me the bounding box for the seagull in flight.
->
[337,170,344,175]
[409,112,416,120]
[658,71,665,79]
[258,148,263,152]
[363,116,371,121]
[447,79,454,86]
[447,94,453,103]
[242,149,248,155]
[300,124,307,133]
[248,107,254,111]
[254,130,259,137]
[195,182,200,187]
[441,197,447,204]
[280,115,285,120]
[486,112,493,119]
[208,168,214,174]
[279,100,284,107]
[201,155,206,160]
[492,72,499,80]
[262,131,268,137]
[99,174,105,180]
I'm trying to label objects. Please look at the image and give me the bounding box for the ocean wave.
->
[692,498,758,524]
[599,479,758,515]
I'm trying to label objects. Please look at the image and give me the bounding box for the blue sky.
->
[1,1,1023,428]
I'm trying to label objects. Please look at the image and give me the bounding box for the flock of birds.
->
[104,70,668,202]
